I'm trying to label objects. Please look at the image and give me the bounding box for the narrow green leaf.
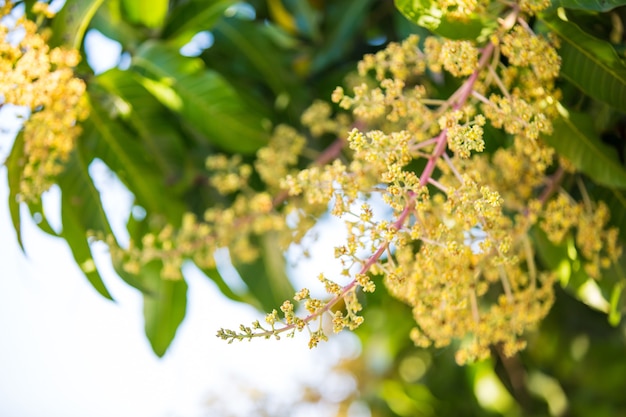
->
[541,13,626,113]
[5,131,26,252]
[233,233,294,313]
[142,261,187,357]
[57,145,114,300]
[552,0,626,12]
[608,282,624,326]
[50,0,106,49]
[162,0,235,47]
[197,265,250,304]
[6,132,61,245]
[394,0,496,41]
[121,0,168,28]
[131,41,269,154]
[26,200,59,237]
[547,112,626,188]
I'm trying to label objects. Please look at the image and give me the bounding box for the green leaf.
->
[310,0,377,72]
[5,131,26,252]
[532,227,589,292]
[131,41,269,154]
[162,0,235,47]
[591,186,626,241]
[608,282,624,326]
[233,232,294,313]
[94,69,188,182]
[142,261,187,357]
[83,95,186,223]
[91,0,143,47]
[121,0,168,28]
[547,112,626,188]
[26,199,59,237]
[50,0,106,49]
[394,0,496,41]
[551,0,626,12]
[57,144,114,300]
[211,18,299,97]
[541,13,626,113]
[197,265,250,304]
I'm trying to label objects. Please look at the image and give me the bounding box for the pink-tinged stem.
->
[242,41,499,341]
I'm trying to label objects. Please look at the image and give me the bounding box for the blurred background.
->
[2,1,626,416]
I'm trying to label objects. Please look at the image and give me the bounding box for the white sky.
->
[0,18,365,416]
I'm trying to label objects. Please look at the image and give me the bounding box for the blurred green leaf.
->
[608,282,624,326]
[541,13,626,113]
[57,144,114,300]
[212,18,299,97]
[310,0,376,73]
[547,112,626,188]
[94,69,188,183]
[162,0,235,47]
[532,227,589,291]
[591,186,626,241]
[198,265,248,304]
[121,0,168,28]
[50,0,106,49]
[6,131,26,252]
[142,261,188,357]
[83,95,186,223]
[394,0,496,40]
[233,232,294,313]
[131,41,270,154]
[91,0,143,47]
[6,131,61,241]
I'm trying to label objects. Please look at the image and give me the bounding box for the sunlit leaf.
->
[608,282,624,326]
[50,0,106,49]
[394,0,496,41]
[121,0,168,28]
[131,41,270,154]
[91,0,143,47]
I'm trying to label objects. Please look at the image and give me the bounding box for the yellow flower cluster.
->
[541,196,622,279]
[0,3,88,201]
[436,0,484,20]
[91,2,615,363]
[428,39,479,77]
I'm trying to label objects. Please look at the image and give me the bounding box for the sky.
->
[0,111,362,417]
[0,11,366,417]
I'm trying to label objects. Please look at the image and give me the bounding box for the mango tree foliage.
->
[2,0,626,415]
